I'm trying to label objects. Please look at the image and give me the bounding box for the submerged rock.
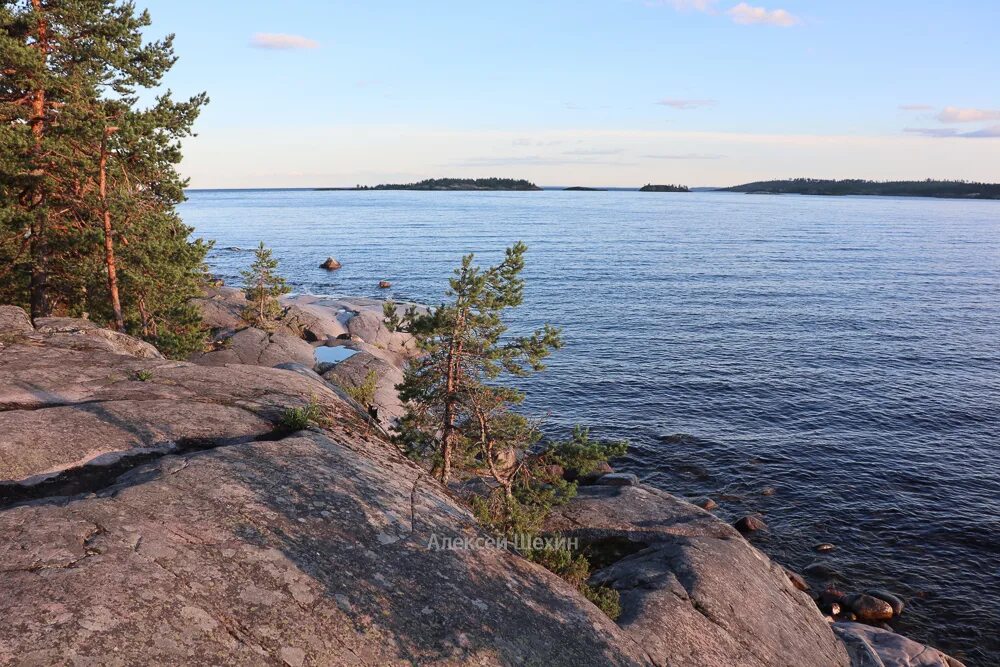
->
[378,280,392,288]
[734,514,768,533]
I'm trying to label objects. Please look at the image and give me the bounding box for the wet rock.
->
[693,496,718,510]
[819,587,846,607]
[595,472,639,487]
[865,589,905,617]
[816,543,836,552]
[834,622,966,667]
[784,567,810,592]
[843,593,894,622]
[734,514,768,533]
[805,562,842,580]
[761,486,776,496]
[378,280,392,289]
[319,256,342,270]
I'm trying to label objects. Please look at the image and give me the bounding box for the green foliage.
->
[134,369,153,382]
[279,398,323,431]
[539,426,628,476]
[0,1,210,358]
[639,183,689,192]
[581,583,622,620]
[368,177,540,191]
[722,178,1000,200]
[342,369,378,408]
[240,242,290,330]
[387,241,563,484]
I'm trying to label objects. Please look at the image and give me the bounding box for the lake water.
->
[182,189,1000,665]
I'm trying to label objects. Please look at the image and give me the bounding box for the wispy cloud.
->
[656,98,718,109]
[450,155,633,167]
[904,126,1000,139]
[562,148,625,156]
[961,125,1000,138]
[250,33,319,50]
[642,152,726,159]
[936,106,1000,123]
[726,3,800,26]
[647,0,718,11]
[899,104,933,111]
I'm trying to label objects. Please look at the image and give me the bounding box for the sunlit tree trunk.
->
[28,0,50,318]
[99,127,123,330]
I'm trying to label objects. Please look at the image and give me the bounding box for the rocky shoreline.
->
[0,296,967,666]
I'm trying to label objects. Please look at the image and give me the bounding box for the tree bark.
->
[99,127,123,331]
[28,0,50,318]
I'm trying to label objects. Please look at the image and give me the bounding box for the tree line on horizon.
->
[1,0,209,357]
[722,178,1000,199]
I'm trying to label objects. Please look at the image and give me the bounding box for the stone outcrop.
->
[322,352,405,428]
[0,309,649,666]
[834,623,966,667]
[192,327,316,368]
[546,484,851,667]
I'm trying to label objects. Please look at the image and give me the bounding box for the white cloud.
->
[250,33,319,50]
[936,106,1000,123]
[899,104,933,111]
[726,3,800,26]
[656,98,717,109]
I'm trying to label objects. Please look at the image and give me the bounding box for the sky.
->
[138,0,1000,188]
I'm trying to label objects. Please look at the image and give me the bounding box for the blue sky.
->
[140,0,1000,188]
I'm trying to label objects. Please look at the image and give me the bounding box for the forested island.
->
[721,178,1000,200]
[318,177,542,191]
[639,184,690,192]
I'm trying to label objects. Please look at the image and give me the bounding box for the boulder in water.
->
[319,257,342,270]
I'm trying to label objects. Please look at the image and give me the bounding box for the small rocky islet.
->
[0,290,967,666]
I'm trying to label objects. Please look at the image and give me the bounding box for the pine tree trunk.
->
[99,128,124,331]
[28,0,50,319]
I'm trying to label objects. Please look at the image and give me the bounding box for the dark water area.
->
[182,189,1000,665]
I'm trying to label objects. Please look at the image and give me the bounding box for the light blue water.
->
[182,189,1000,664]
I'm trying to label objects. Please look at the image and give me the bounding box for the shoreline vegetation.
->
[722,178,1000,200]
[307,177,1000,200]
[316,177,542,191]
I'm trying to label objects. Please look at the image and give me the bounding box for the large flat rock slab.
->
[0,431,648,666]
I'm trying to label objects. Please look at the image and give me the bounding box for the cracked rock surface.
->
[547,484,852,667]
[0,308,647,666]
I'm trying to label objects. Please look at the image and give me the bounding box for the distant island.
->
[317,178,542,191]
[563,186,606,191]
[639,184,690,192]
[721,178,1000,200]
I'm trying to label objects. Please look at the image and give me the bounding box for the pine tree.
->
[1,1,209,357]
[384,242,563,485]
[241,242,290,330]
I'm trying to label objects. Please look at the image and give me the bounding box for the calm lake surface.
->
[182,189,1000,665]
